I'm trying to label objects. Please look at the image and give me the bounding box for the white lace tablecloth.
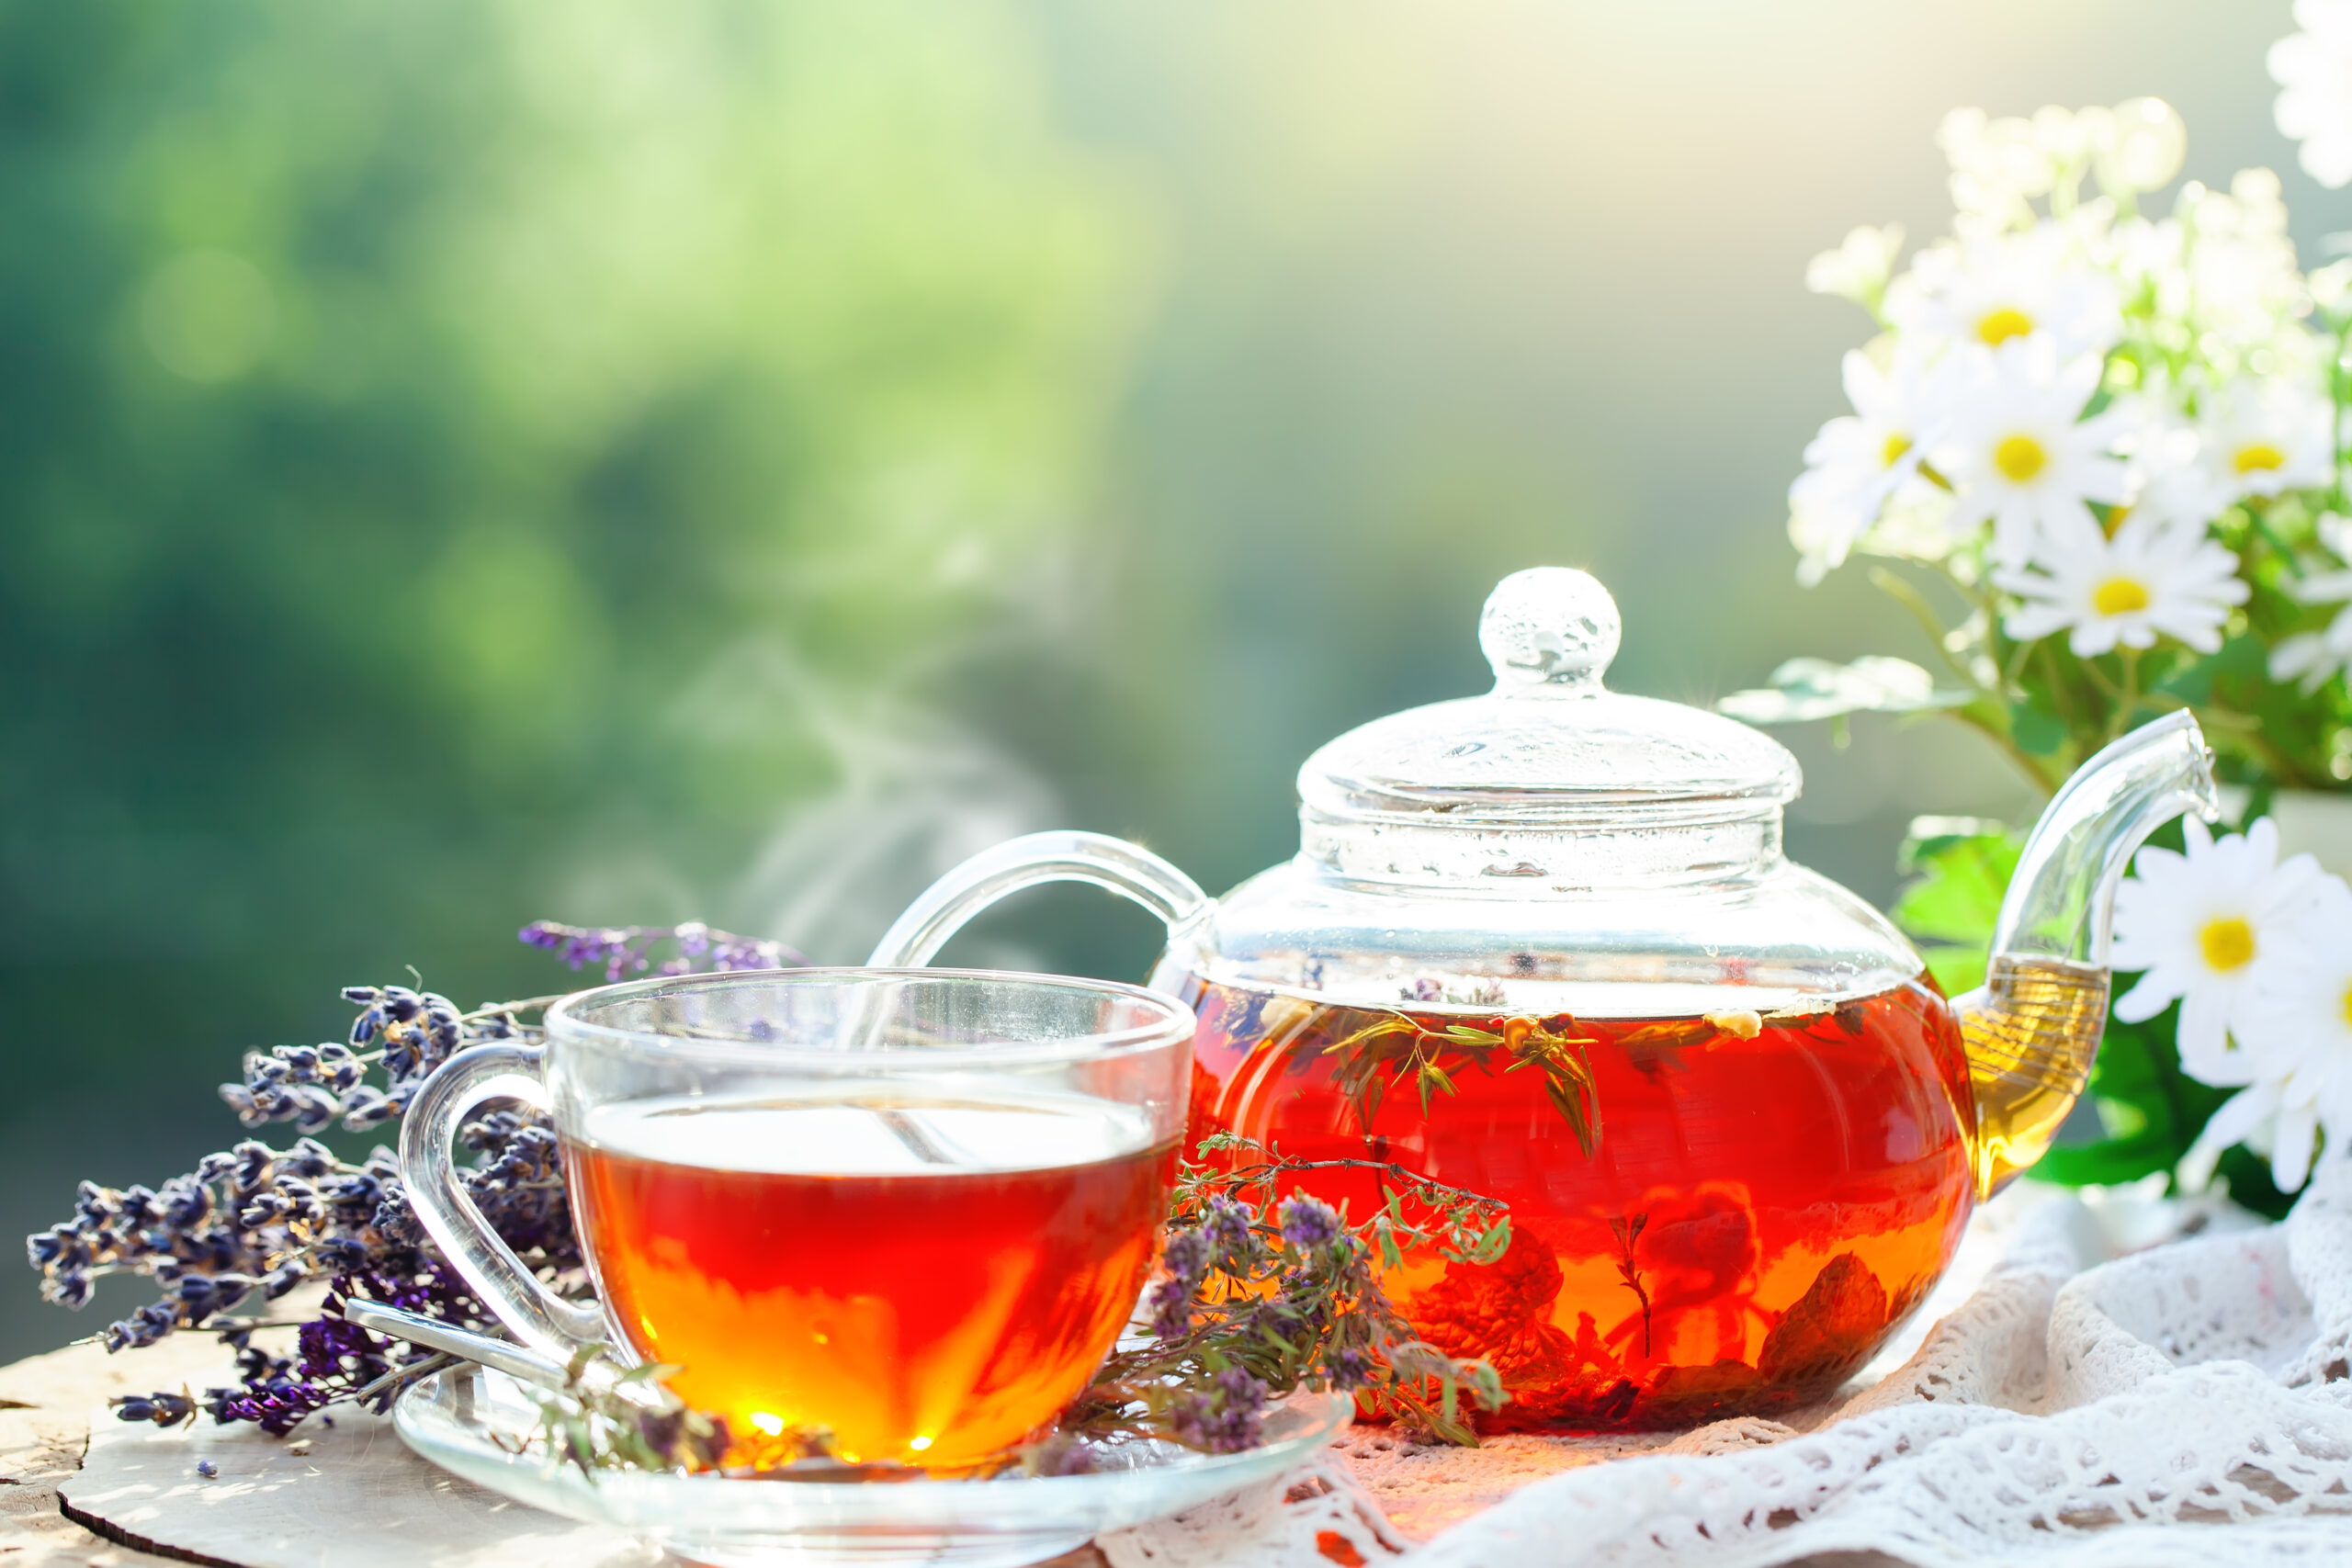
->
[1101,1161,2352,1568]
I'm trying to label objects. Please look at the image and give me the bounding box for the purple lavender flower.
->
[297,1314,390,1384]
[1277,1194,1340,1250]
[111,1392,196,1427]
[1169,1365,1269,1453]
[1147,1277,1193,1340]
[517,920,805,984]
[1201,1199,1257,1269]
[1161,1227,1211,1287]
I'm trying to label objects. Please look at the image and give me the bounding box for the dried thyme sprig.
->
[524,1346,735,1476]
[1066,1133,1508,1451]
[1314,1010,1602,1155]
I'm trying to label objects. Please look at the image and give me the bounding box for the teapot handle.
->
[865,830,1214,968]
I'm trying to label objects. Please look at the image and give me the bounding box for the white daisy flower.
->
[1805,224,1905,312]
[2112,817,2333,1080]
[1787,348,1958,584]
[1886,223,2123,360]
[1995,512,2248,658]
[2186,876,2352,1192]
[2194,377,2335,508]
[1931,342,2128,566]
[2179,1066,2335,1194]
[2097,97,2189,197]
[1995,511,2246,657]
[2107,391,2214,531]
[1935,108,2053,234]
[2271,0,2352,190]
[2270,515,2352,690]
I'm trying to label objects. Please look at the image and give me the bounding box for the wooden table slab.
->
[0,1333,1104,1568]
[1,1330,225,1565]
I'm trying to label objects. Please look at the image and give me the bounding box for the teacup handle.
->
[865,830,1214,968]
[399,1042,607,1364]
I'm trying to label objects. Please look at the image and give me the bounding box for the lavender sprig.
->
[518,919,804,983]
[32,921,792,1442]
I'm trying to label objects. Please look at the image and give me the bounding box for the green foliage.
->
[1892,818,2022,997]
[2030,1002,2224,1187]
[2008,705,2069,759]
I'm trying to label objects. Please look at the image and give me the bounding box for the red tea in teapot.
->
[1170,972,1975,1430]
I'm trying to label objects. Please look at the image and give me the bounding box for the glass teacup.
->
[402,968,1193,1469]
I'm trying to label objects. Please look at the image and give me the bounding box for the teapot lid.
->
[1297,568,1802,829]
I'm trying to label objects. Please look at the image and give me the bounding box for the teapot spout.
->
[1957,710,2219,1197]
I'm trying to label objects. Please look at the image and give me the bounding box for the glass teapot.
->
[867,568,2218,1430]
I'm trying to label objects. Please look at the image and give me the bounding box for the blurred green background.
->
[2,0,2332,1358]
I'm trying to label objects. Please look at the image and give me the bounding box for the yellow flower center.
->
[2199,916,2256,973]
[1881,432,1914,468]
[1977,306,2035,345]
[1994,434,2048,483]
[2342,979,2352,1032]
[2233,441,2287,475]
[2092,576,2152,616]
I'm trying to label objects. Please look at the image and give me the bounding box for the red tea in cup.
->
[403,969,1194,1472]
[569,1089,1174,1465]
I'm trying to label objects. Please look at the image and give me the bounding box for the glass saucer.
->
[393,1365,1352,1568]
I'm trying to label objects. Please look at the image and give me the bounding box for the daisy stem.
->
[2227,720,2319,790]
[1950,705,2064,796]
[1868,567,1984,693]
[2242,501,2301,583]
[2001,633,2037,690]
[1870,563,2069,789]
[2078,659,2120,703]
[2108,650,2141,742]
[2037,641,2082,734]
[2332,320,2351,513]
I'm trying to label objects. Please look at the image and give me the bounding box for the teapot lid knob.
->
[1479,567,1619,695]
